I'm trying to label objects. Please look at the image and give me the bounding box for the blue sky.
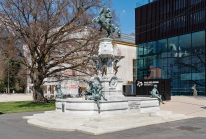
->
[112,0,138,35]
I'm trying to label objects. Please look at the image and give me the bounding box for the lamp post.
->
[8,66,10,94]
[7,60,15,94]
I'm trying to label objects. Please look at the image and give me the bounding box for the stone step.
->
[24,110,190,135]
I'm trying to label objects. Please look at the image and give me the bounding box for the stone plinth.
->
[100,76,124,101]
[98,38,113,55]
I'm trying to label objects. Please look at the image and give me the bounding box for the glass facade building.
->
[135,0,206,96]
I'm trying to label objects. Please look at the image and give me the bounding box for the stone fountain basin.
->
[55,97,160,116]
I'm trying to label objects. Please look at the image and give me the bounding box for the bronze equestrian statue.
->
[92,8,120,38]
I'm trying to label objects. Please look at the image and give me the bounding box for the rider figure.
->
[99,8,112,31]
[105,8,112,30]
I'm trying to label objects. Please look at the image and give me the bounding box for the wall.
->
[114,43,137,85]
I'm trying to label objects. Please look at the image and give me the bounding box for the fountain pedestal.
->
[55,38,160,115]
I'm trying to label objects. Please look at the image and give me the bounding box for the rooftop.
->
[115,33,135,44]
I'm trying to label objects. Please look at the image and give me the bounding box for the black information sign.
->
[136,79,171,101]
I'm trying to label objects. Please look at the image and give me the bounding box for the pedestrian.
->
[78,87,82,97]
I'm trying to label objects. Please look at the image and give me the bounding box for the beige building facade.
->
[26,33,136,96]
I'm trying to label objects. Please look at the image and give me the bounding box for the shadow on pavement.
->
[194,96,206,100]
[0,112,3,115]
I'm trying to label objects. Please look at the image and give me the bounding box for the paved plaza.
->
[159,96,206,117]
[0,93,33,102]
[0,94,206,138]
[0,112,206,139]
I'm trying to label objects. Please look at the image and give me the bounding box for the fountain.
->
[23,8,190,135]
[55,8,160,115]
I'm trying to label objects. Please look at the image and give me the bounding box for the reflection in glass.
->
[179,33,191,56]
[146,41,156,55]
[168,36,179,58]
[191,31,205,93]
[136,30,205,96]
[157,39,167,54]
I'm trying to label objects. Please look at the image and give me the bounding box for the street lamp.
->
[8,66,9,94]
[7,60,15,94]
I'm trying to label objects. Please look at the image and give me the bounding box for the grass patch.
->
[0,100,56,114]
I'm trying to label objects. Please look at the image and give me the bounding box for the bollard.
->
[62,103,65,112]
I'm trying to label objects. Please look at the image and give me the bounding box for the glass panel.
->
[143,55,160,79]
[192,30,205,62]
[156,39,167,80]
[180,81,192,95]
[179,33,191,57]
[194,80,205,95]
[180,65,191,81]
[137,70,144,80]
[167,57,176,68]
[146,41,156,55]
[192,31,204,48]
[168,36,179,58]
[157,39,167,54]
[137,43,145,57]
[156,55,163,79]
[137,59,144,69]
[191,30,205,95]
[161,66,167,79]
[171,83,180,96]
[161,58,167,67]
[191,51,205,63]
[143,70,150,79]
[192,63,205,80]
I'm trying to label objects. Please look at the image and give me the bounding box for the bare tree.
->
[173,47,205,87]
[0,0,119,102]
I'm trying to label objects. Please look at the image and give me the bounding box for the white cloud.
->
[122,10,126,13]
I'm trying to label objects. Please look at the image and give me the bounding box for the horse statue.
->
[92,8,121,38]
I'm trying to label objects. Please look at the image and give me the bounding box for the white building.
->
[25,33,136,96]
